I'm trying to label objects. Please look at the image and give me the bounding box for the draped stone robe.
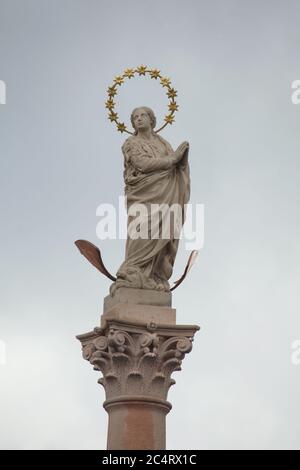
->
[110,133,190,295]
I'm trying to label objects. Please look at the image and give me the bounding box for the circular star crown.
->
[105,65,179,134]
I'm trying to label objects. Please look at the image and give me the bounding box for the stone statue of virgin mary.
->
[110,106,190,296]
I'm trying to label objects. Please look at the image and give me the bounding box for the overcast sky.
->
[0,0,300,450]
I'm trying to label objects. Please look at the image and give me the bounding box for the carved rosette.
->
[79,323,195,402]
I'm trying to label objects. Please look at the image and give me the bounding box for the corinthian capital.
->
[77,319,199,403]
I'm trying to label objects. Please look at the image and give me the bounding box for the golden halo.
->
[105,65,179,134]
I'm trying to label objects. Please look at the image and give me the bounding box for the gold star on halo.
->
[114,75,124,85]
[108,111,118,122]
[164,114,175,124]
[168,102,179,112]
[117,122,127,133]
[167,88,177,99]
[136,65,147,75]
[124,68,135,79]
[150,69,160,79]
[105,99,115,110]
[107,86,117,97]
[160,77,171,88]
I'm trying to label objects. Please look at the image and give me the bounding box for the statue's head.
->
[131,106,157,135]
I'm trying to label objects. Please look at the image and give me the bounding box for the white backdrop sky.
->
[0,0,300,449]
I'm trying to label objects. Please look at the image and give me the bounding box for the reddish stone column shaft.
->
[104,397,171,450]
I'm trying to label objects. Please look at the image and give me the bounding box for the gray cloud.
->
[0,0,300,449]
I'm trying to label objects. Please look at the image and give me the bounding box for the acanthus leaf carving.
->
[79,325,195,401]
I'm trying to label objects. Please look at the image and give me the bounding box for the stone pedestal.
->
[77,292,199,450]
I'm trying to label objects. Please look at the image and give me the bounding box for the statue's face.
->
[132,108,151,132]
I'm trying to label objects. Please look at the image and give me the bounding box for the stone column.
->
[77,288,199,450]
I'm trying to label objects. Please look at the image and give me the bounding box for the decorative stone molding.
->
[77,319,199,402]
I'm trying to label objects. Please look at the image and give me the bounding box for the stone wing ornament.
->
[75,239,197,291]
